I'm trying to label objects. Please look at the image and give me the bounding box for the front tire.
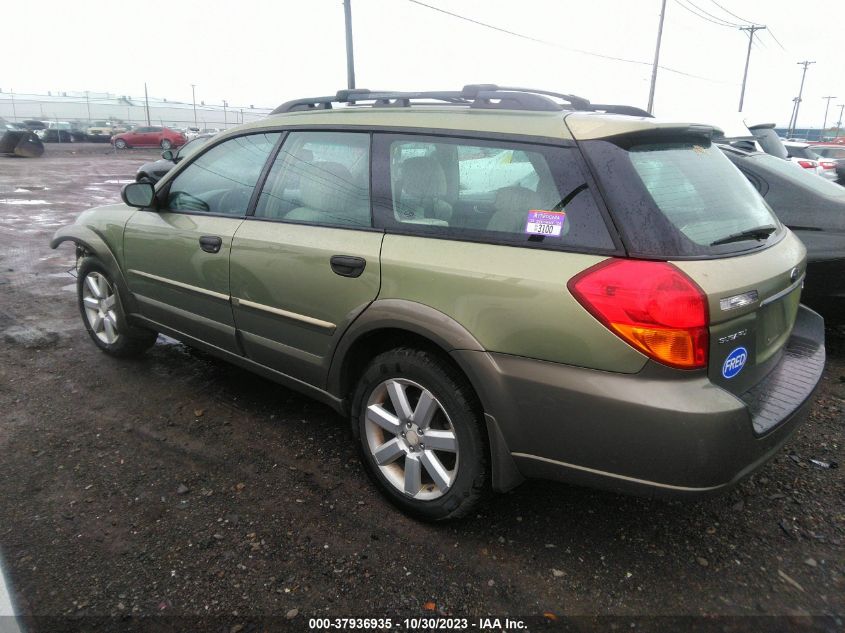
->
[114,139,127,149]
[351,348,488,521]
[160,139,172,149]
[77,259,157,357]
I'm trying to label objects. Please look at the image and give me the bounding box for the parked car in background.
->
[810,144,845,185]
[784,141,834,180]
[748,123,789,159]
[111,126,186,149]
[39,122,87,143]
[722,144,845,307]
[185,127,201,140]
[21,119,47,132]
[51,85,825,520]
[135,134,215,183]
[86,120,130,142]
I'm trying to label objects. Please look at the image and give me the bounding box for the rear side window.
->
[254,131,371,227]
[581,138,782,257]
[373,134,615,252]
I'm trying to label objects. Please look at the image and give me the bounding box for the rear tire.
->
[77,259,157,358]
[351,347,488,521]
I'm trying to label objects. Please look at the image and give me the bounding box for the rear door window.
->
[253,131,371,227]
[372,134,616,253]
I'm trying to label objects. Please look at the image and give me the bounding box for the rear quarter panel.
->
[379,235,648,372]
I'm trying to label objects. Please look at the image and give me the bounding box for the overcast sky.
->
[3,0,843,129]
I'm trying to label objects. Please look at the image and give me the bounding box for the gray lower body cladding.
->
[454,305,825,497]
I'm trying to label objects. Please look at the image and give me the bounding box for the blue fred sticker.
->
[722,347,748,379]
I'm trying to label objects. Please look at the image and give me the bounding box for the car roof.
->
[221,85,723,142]
[226,106,720,143]
[783,141,810,148]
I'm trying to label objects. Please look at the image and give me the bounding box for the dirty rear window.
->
[629,142,779,247]
[580,137,782,258]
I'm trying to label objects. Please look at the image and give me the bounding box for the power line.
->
[766,28,787,51]
[673,0,737,27]
[405,0,731,84]
[706,0,759,25]
[683,0,743,26]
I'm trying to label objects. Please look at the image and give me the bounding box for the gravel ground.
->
[0,149,843,632]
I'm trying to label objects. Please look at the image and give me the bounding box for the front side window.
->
[375,134,615,251]
[166,132,280,215]
[254,131,371,227]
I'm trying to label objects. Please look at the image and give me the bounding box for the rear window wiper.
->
[710,225,776,246]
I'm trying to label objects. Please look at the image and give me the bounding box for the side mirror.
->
[121,182,156,208]
[161,149,175,161]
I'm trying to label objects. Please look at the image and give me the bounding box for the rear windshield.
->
[786,146,817,160]
[581,138,782,258]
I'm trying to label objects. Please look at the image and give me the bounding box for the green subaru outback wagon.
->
[53,86,825,520]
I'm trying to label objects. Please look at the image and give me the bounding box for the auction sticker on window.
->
[525,210,566,237]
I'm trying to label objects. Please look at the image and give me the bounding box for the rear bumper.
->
[454,305,825,496]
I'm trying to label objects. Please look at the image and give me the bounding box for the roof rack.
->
[270,84,653,117]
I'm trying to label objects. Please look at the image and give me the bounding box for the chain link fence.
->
[0,90,273,130]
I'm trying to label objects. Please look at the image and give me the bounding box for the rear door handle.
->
[199,235,222,253]
[330,255,366,278]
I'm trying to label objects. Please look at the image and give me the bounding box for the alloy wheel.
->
[81,272,120,344]
[364,378,459,500]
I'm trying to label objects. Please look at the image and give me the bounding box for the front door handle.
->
[330,255,366,278]
[199,235,222,253]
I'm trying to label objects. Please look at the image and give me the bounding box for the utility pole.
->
[788,61,815,136]
[143,82,151,125]
[85,90,92,122]
[821,96,837,141]
[10,90,16,121]
[223,100,228,128]
[343,0,356,89]
[647,0,667,115]
[836,104,844,139]
[738,25,766,112]
[191,84,198,128]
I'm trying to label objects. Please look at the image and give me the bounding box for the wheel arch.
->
[50,225,138,315]
[328,299,485,403]
[328,299,524,493]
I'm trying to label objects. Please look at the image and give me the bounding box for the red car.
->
[111,126,186,150]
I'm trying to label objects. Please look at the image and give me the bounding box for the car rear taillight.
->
[568,259,709,370]
[797,160,817,169]
[820,160,836,170]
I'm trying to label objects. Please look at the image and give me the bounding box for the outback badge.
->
[722,347,748,379]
